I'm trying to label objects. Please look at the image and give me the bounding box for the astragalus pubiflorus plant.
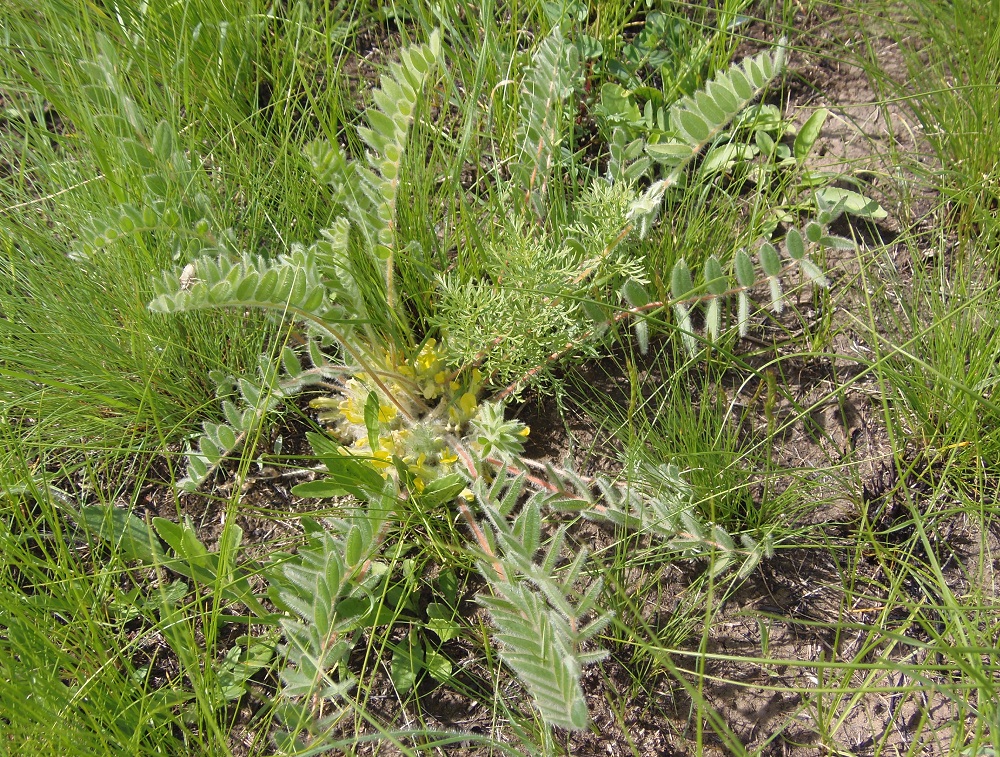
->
[143,25,861,746]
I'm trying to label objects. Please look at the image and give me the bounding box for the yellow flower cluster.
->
[309,338,490,491]
[400,338,448,400]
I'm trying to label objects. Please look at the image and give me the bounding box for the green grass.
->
[3,0,1000,754]
[871,0,1000,253]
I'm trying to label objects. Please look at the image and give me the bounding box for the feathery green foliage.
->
[433,182,643,388]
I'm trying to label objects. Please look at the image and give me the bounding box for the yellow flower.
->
[421,380,443,401]
[449,391,479,423]
[518,426,530,437]
[309,396,341,423]
[338,397,365,425]
[440,448,458,465]
[309,397,339,410]
[377,401,397,424]
[369,446,392,471]
[414,339,444,377]
[461,391,478,413]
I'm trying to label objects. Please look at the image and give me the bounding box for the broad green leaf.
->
[599,83,642,126]
[701,143,756,174]
[728,68,753,99]
[785,228,805,260]
[820,234,855,250]
[755,129,775,156]
[152,119,175,161]
[156,580,189,607]
[677,108,710,143]
[622,279,650,308]
[581,298,609,326]
[760,53,774,80]
[645,140,694,164]
[671,259,694,300]
[426,603,461,642]
[81,505,165,564]
[518,500,541,557]
[152,517,268,617]
[814,186,887,219]
[217,639,275,702]
[438,569,459,605]
[344,524,364,567]
[153,517,210,563]
[235,270,260,301]
[120,204,145,229]
[334,597,374,631]
[281,345,302,377]
[704,255,726,295]
[706,80,738,113]
[424,647,453,682]
[309,444,389,500]
[390,633,424,694]
[364,391,381,453]
[144,173,168,197]
[734,249,755,287]
[305,430,342,457]
[290,479,350,499]
[256,268,278,301]
[759,243,782,277]
[199,436,221,465]
[216,424,237,451]
[794,108,828,164]
[694,90,726,125]
[187,454,208,481]
[121,138,156,170]
[419,473,467,508]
